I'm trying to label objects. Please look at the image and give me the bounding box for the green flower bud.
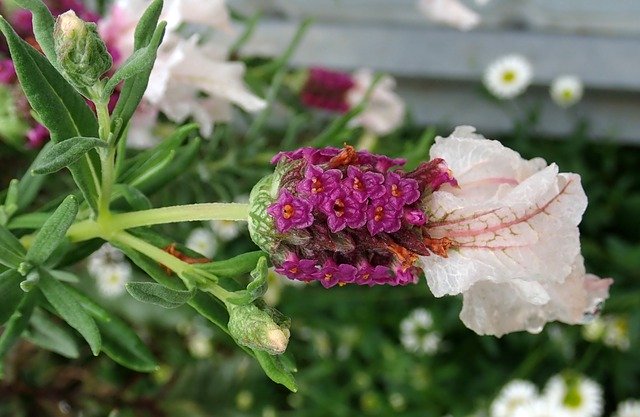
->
[54,10,112,90]
[228,304,290,355]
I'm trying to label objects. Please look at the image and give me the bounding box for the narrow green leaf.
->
[0,17,101,212]
[98,313,158,372]
[27,196,78,265]
[253,349,298,392]
[0,270,24,326]
[16,144,50,210]
[112,21,166,144]
[113,184,152,211]
[125,282,195,309]
[26,308,79,359]
[0,292,36,372]
[134,0,164,49]
[103,46,152,97]
[32,137,106,175]
[196,251,266,278]
[49,269,80,284]
[120,149,175,187]
[39,270,101,355]
[0,225,25,269]
[13,0,57,64]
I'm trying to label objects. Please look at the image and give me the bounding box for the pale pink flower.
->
[417,0,480,31]
[419,126,613,336]
[346,69,405,136]
[145,36,266,137]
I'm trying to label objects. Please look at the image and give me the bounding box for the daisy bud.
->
[227,304,290,355]
[54,10,112,90]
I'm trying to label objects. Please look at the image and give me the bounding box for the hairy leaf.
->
[32,137,106,175]
[126,282,196,309]
[27,195,78,265]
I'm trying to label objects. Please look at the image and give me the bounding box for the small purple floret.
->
[314,259,357,288]
[267,190,314,233]
[404,208,427,226]
[355,261,392,286]
[320,189,366,233]
[297,165,342,203]
[385,172,420,207]
[367,199,402,235]
[344,166,386,203]
[276,253,318,282]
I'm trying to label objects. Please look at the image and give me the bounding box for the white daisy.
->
[614,400,640,417]
[186,228,218,258]
[514,399,572,417]
[602,316,630,351]
[483,55,533,99]
[544,374,604,417]
[399,308,442,355]
[491,380,538,417]
[210,219,242,241]
[95,263,132,297]
[550,76,584,108]
[582,317,606,342]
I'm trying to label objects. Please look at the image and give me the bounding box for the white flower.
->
[96,263,132,297]
[614,400,640,417]
[514,399,572,417]
[88,243,125,276]
[210,219,242,241]
[399,308,442,355]
[125,103,160,149]
[187,332,213,358]
[186,228,218,258]
[346,69,405,136]
[164,0,233,33]
[544,375,603,417]
[484,55,533,99]
[584,315,630,351]
[491,380,538,417]
[146,35,266,137]
[418,126,613,336]
[417,0,480,31]
[550,76,584,108]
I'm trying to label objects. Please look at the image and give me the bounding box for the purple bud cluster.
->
[300,67,355,113]
[266,146,458,288]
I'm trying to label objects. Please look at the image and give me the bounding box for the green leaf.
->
[27,195,78,265]
[0,270,25,326]
[16,144,49,211]
[103,42,156,97]
[125,282,196,309]
[32,137,106,175]
[39,270,101,355]
[26,308,79,359]
[196,251,266,278]
[62,287,157,371]
[13,0,57,64]
[253,349,298,392]
[113,184,152,211]
[112,17,166,144]
[119,149,175,187]
[134,138,201,194]
[227,256,269,306]
[0,17,101,212]
[0,225,25,269]
[0,292,36,375]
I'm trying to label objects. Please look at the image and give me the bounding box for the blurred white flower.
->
[550,76,584,108]
[346,69,405,136]
[164,0,233,33]
[484,55,533,99]
[146,35,266,137]
[417,0,480,31]
[399,308,442,355]
[186,227,218,258]
[125,103,160,149]
[491,380,538,417]
[88,243,125,276]
[583,315,630,351]
[544,375,603,417]
[187,332,213,358]
[210,219,242,241]
[419,126,613,336]
[514,399,572,417]
[96,263,132,297]
[614,400,640,417]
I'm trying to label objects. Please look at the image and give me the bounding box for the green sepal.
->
[125,282,196,309]
[226,256,269,305]
[32,136,106,175]
[26,195,78,265]
[39,270,101,355]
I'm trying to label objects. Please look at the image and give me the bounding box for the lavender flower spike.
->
[266,189,314,233]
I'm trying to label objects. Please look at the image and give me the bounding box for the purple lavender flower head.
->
[248,145,459,288]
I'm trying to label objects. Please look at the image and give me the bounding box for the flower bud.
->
[227,304,290,355]
[54,10,112,90]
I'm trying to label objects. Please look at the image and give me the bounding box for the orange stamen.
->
[282,204,295,219]
[423,236,455,258]
[329,144,358,168]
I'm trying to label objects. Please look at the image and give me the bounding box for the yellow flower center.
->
[502,70,517,83]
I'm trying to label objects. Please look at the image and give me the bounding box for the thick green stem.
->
[67,203,250,242]
[94,95,115,217]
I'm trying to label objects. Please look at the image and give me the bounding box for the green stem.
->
[67,203,250,242]
[95,95,115,217]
